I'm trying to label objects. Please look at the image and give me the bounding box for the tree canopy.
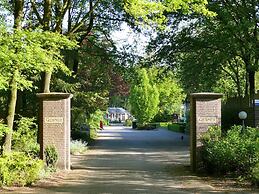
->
[129,68,159,123]
[147,0,258,99]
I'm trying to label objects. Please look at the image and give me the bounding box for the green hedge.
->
[124,119,132,127]
[0,152,44,186]
[136,123,158,130]
[168,123,186,133]
[71,130,90,142]
[201,126,259,183]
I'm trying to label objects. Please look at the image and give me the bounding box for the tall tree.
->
[147,0,258,99]
[124,0,216,27]
[147,68,185,116]
[129,68,159,124]
[0,29,76,152]
[3,0,24,152]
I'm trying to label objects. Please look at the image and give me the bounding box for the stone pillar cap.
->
[36,92,73,99]
[190,92,223,98]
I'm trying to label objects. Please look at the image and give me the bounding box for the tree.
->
[0,29,76,152]
[148,68,185,116]
[129,68,159,124]
[124,0,216,27]
[147,0,258,99]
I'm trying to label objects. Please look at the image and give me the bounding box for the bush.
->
[124,119,132,126]
[0,124,10,154]
[71,129,90,142]
[168,123,185,133]
[159,122,168,128]
[44,145,58,172]
[251,162,259,186]
[70,140,88,155]
[87,109,106,140]
[12,117,39,157]
[152,113,171,122]
[0,152,44,186]
[201,125,259,179]
[137,123,157,130]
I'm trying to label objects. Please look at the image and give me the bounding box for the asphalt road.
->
[2,125,258,193]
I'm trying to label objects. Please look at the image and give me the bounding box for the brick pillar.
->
[37,93,72,170]
[190,93,222,172]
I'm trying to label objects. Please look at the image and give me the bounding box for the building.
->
[107,107,131,122]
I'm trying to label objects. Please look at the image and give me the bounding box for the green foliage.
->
[70,140,88,155]
[147,0,257,98]
[0,123,9,139]
[201,126,222,142]
[124,119,132,127]
[168,123,180,132]
[0,123,9,154]
[201,126,259,179]
[71,92,108,129]
[124,0,215,27]
[12,117,39,157]
[0,28,77,91]
[71,129,90,142]
[136,123,157,130]
[251,162,259,185]
[44,145,58,171]
[148,68,185,116]
[88,109,105,130]
[159,122,168,128]
[168,123,186,133]
[0,152,44,186]
[87,109,106,139]
[129,68,159,124]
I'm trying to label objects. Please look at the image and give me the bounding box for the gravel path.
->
[2,125,258,193]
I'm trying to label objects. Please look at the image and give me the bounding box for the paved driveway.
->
[2,126,258,193]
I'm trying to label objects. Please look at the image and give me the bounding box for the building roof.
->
[108,107,131,115]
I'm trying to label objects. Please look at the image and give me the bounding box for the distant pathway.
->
[3,126,258,193]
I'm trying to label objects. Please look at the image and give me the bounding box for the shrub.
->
[201,125,221,142]
[12,117,39,157]
[168,123,185,133]
[87,109,105,139]
[71,130,89,142]
[251,162,259,186]
[0,124,10,154]
[70,140,88,155]
[137,123,157,130]
[44,145,58,171]
[124,119,132,127]
[201,125,259,178]
[0,152,44,186]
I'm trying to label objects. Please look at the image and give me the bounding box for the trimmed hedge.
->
[168,123,186,133]
[137,123,158,130]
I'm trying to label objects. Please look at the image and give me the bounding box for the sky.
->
[111,22,151,57]
[1,8,150,57]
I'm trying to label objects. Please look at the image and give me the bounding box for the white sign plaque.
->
[44,117,64,124]
[197,117,217,124]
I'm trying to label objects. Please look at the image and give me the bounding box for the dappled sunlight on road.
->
[3,126,257,193]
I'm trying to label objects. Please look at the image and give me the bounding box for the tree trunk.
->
[248,70,255,126]
[43,72,52,93]
[3,0,24,152]
[43,0,52,31]
[3,70,18,152]
[236,76,242,98]
[14,0,24,29]
[42,0,52,93]
[244,71,249,96]
[248,70,255,105]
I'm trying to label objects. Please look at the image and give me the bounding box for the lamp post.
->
[238,111,247,133]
